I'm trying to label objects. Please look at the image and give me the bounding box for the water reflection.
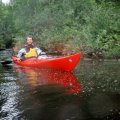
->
[0,60,120,120]
[11,66,83,120]
[14,66,82,94]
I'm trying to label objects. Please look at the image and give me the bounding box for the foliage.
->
[0,0,120,57]
[0,2,15,48]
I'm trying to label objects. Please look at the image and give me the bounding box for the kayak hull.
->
[12,52,81,71]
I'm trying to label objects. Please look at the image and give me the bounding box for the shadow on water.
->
[0,60,120,120]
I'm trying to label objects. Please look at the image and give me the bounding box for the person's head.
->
[26,35,33,45]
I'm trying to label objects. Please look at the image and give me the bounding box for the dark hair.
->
[26,35,33,40]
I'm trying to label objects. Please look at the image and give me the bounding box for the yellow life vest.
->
[25,48,38,58]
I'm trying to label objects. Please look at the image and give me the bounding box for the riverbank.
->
[82,57,120,62]
[1,47,120,62]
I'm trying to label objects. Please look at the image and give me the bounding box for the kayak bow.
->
[12,52,81,71]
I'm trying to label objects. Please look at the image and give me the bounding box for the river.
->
[0,60,120,120]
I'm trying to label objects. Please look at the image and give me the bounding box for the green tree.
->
[1,0,120,57]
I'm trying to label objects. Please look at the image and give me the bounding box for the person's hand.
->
[40,52,46,55]
[16,57,21,60]
[22,53,26,56]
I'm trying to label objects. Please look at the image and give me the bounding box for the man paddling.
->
[17,35,43,60]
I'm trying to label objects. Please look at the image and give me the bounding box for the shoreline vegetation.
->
[0,48,120,62]
[0,0,120,60]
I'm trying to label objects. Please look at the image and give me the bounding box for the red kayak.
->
[12,52,81,71]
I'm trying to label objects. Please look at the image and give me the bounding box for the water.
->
[0,60,120,120]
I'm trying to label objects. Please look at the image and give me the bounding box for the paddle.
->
[0,60,13,65]
[0,48,12,65]
[0,48,6,51]
[0,49,13,65]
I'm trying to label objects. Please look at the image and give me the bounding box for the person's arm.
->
[35,47,42,55]
[17,48,26,59]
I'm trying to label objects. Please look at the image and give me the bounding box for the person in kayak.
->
[17,35,43,60]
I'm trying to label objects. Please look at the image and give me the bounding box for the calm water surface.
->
[0,60,120,120]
